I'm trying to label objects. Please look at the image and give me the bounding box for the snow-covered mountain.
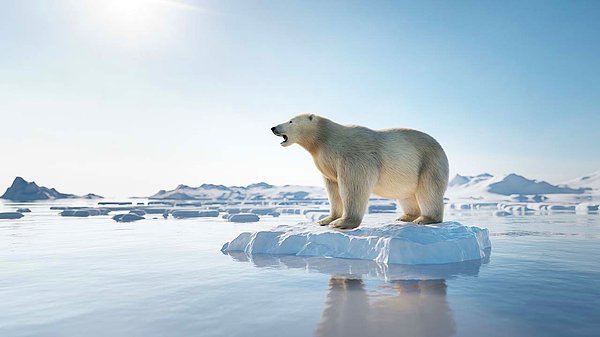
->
[1,177,103,201]
[149,182,326,201]
[151,171,599,202]
[447,173,591,200]
[448,173,493,187]
[563,170,600,191]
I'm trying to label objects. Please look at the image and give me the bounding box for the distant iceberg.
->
[0,177,103,201]
[222,222,491,265]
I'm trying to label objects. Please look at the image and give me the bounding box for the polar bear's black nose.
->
[271,127,277,134]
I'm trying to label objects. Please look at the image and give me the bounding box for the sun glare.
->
[100,0,162,36]
[81,0,198,41]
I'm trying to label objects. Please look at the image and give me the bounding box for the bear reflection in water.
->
[316,277,454,337]
[223,251,488,337]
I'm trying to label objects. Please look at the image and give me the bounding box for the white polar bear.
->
[271,114,449,229]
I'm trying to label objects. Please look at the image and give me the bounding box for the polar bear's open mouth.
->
[279,134,289,145]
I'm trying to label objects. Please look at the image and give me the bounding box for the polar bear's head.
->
[271,113,319,147]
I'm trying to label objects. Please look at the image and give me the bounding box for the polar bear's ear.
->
[308,114,314,121]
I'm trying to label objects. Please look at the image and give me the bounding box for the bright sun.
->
[99,0,162,36]
[82,0,197,40]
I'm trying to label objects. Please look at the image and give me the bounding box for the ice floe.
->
[171,210,219,218]
[0,212,24,220]
[575,203,599,213]
[228,213,260,223]
[113,213,144,222]
[222,221,491,265]
[368,203,397,213]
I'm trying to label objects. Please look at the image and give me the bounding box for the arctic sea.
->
[1,200,598,337]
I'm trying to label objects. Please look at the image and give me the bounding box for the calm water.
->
[1,201,599,337]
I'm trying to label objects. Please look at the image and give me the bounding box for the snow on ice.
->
[222,221,491,265]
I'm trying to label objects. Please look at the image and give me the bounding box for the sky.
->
[1,0,599,198]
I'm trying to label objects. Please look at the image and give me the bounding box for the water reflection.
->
[224,252,490,337]
[224,250,490,281]
[316,278,454,337]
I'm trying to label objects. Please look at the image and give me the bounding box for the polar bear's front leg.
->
[318,178,343,226]
[329,165,377,230]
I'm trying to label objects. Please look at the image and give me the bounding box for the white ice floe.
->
[575,203,599,213]
[493,210,512,217]
[547,205,576,212]
[171,210,219,218]
[228,213,260,223]
[221,221,491,265]
[113,213,144,222]
[0,212,24,220]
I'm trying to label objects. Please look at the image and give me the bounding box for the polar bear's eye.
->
[289,121,292,124]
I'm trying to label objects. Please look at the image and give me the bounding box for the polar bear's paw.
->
[413,216,440,225]
[329,217,361,230]
[397,213,419,222]
[317,215,339,226]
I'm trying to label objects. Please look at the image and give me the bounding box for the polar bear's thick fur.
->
[271,114,449,229]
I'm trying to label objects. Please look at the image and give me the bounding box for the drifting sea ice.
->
[228,213,260,223]
[222,221,491,265]
[0,212,24,220]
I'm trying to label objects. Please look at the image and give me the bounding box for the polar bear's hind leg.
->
[397,196,420,222]
[414,159,447,224]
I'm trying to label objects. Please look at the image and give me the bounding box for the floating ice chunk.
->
[197,210,220,217]
[368,203,397,213]
[502,205,534,214]
[470,202,497,210]
[449,203,471,210]
[86,209,101,216]
[60,208,108,217]
[547,205,576,212]
[113,213,144,222]
[228,213,260,223]
[221,222,491,265]
[510,194,529,202]
[0,212,24,219]
[249,208,277,215]
[98,201,132,206]
[172,210,219,218]
[493,210,512,217]
[129,209,146,216]
[575,203,599,213]
[61,210,90,217]
[143,208,168,214]
[226,208,243,214]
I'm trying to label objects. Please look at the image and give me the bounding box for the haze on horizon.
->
[1,0,599,198]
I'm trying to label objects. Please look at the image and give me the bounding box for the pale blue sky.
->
[1,0,599,197]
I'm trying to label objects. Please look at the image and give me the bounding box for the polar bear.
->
[271,114,449,229]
